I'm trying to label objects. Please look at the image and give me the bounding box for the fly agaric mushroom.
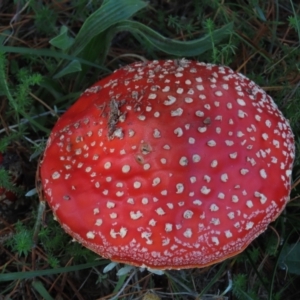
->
[39,59,295,269]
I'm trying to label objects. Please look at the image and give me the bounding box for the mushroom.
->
[39,59,295,270]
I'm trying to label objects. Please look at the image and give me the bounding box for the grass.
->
[0,0,299,299]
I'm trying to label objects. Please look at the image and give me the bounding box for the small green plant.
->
[5,221,33,257]
[38,218,68,253]
[203,18,218,63]
[0,168,19,195]
[167,15,199,38]
[0,52,44,130]
[232,273,262,300]
[288,0,300,41]
[47,254,60,269]
[31,4,58,36]
[10,69,43,116]
[288,15,300,33]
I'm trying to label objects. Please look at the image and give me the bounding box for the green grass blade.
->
[49,25,74,51]
[0,46,108,71]
[32,280,54,300]
[0,260,108,282]
[197,261,228,296]
[73,32,109,85]
[71,0,148,56]
[53,59,82,79]
[278,242,300,275]
[113,274,127,294]
[108,21,234,57]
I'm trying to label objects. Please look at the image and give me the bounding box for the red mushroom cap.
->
[39,59,295,269]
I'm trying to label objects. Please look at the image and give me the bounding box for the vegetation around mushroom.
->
[1,1,300,299]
